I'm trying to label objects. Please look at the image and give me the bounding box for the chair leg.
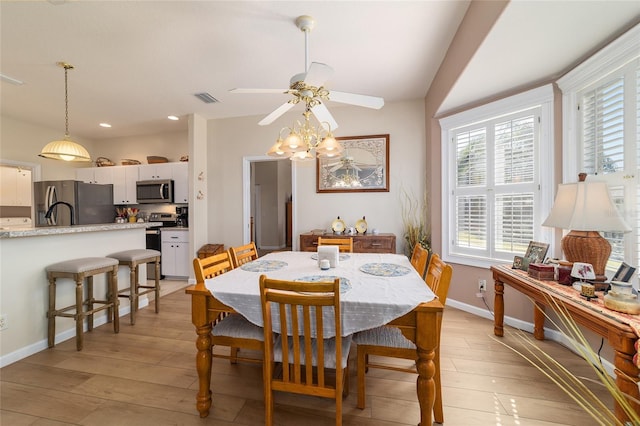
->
[111,267,120,333]
[230,347,239,364]
[264,363,273,426]
[153,258,160,313]
[356,347,366,409]
[342,363,349,398]
[47,275,56,348]
[75,276,84,351]
[129,263,137,325]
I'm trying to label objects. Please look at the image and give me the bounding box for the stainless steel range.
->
[146,212,178,279]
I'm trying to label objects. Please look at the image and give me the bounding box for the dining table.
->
[186,251,444,425]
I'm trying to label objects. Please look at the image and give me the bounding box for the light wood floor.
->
[1,281,613,425]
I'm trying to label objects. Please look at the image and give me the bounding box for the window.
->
[558,24,640,275]
[440,85,554,268]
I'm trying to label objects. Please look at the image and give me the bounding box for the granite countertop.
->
[0,222,162,239]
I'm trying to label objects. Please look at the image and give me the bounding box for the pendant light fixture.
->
[39,62,91,162]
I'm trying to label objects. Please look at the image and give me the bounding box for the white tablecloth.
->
[204,251,436,337]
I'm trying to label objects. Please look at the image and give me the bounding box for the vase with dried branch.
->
[400,187,431,258]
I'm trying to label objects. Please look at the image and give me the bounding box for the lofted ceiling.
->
[1,1,639,142]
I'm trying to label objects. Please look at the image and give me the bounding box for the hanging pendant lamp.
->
[39,62,91,162]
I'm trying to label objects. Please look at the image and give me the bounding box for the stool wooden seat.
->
[108,249,161,325]
[46,257,120,351]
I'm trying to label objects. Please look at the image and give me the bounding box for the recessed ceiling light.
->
[168,115,179,121]
[99,123,112,128]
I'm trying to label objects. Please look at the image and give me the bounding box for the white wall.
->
[1,115,96,181]
[207,100,426,253]
[88,130,188,165]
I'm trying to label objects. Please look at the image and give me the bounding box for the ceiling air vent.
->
[194,92,219,104]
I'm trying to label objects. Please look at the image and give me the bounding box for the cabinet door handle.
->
[372,243,382,246]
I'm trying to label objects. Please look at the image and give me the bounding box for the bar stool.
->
[46,257,120,351]
[108,249,161,325]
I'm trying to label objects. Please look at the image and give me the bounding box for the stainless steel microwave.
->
[136,179,174,204]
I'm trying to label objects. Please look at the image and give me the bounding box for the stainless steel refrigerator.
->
[34,180,114,227]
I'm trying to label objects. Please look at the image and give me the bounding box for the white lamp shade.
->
[542,181,630,232]
[39,139,91,162]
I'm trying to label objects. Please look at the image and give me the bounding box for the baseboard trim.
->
[0,298,148,368]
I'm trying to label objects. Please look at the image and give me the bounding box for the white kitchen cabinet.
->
[138,163,173,180]
[0,166,32,206]
[111,165,138,205]
[161,229,189,277]
[76,167,112,184]
[171,162,188,203]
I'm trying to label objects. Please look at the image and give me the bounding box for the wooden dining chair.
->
[193,251,264,364]
[317,236,353,253]
[353,253,452,423]
[259,275,351,426]
[229,241,259,268]
[410,244,430,279]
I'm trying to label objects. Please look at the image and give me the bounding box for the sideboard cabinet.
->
[299,232,396,254]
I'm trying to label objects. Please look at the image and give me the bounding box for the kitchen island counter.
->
[0,223,160,367]
[0,222,161,239]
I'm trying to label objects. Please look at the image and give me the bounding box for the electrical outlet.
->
[0,314,7,331]
[478,279,487,292]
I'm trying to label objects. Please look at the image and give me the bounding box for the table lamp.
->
[542,173,631,282]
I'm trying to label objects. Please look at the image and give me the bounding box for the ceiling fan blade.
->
[230,88,288,94]
[258,102,295,126]
[329,91,384,109]
[311,102,338,131]
[330,164,343,172]
[304,62,334,87]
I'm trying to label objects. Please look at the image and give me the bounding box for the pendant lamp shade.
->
[39,62,91,162]
[39,138,91,162]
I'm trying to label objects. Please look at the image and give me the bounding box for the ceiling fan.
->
[230,15,384,130]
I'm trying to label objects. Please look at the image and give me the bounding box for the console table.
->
[491,264,640,422]
[299,232,396,253]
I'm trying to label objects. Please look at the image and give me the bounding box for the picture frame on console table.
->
[524,241,549,265]
[316,134,389,193]
[611,262,636,282]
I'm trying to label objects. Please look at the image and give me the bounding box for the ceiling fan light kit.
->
[39,62,91,162]
[231,15,384,161]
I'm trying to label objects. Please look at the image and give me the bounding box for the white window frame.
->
[440,85,555,269]
[557,24,640,277]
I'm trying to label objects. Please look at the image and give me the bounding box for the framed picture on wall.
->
[316,134,389,193]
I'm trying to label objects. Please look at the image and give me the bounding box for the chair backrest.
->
[425,253,453,305]
[229,242,259,268]
[317,236,353,253]
[193,250,235,283]
[410,244,430,278]
[259,274,344,399]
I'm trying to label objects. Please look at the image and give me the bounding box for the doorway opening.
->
[242,156,294,254]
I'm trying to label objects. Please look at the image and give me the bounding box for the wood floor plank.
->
[0,279,621,425]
